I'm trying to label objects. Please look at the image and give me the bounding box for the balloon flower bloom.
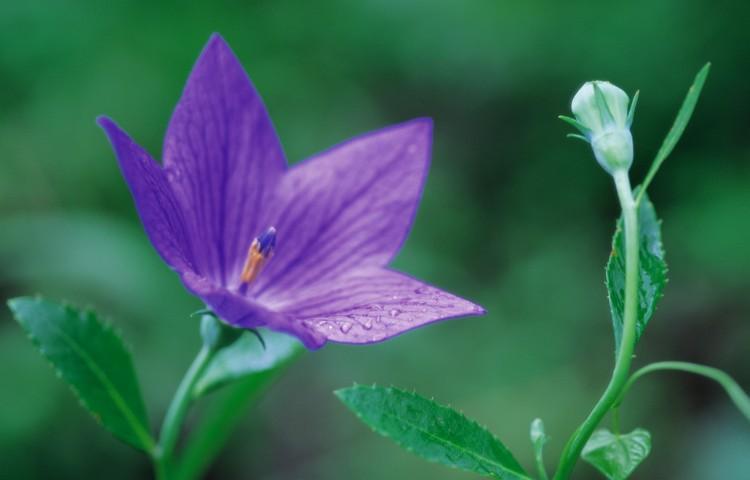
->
[99,35,483,349]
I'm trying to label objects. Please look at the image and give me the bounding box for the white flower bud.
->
[563,81,637,175]
[572,81,630,131]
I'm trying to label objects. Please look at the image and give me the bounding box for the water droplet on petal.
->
[415,286,430,294]
[316,320,334,330]
[339,321,352,333]
[389,309,400,317]
[362,318,373,330]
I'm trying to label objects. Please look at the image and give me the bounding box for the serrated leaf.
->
[335,385,530,479]
[638,63,710,200]
[192,328,302,397]
[606,192,667,353]
[582,428,651,480]
[7,297,154,452]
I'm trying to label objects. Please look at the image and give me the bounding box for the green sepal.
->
[566,133,589,142]
[582,428,651,480]
[593,82,616,125]
[335,385,531,479]
[7,297,154,453]
[559,115,590,136]
[626,90,639,128]
[200,314,243,351]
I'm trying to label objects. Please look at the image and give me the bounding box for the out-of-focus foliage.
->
[0,1,748,479]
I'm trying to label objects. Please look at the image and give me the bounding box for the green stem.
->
[535,450,550,480]
[154,346,216,479]
[614,361,750,422]
[154,457,168,480]
[553,169,639,480]
[611,407,621,435]
[174,365,285,479]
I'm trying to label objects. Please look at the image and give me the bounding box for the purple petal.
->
[98,117,195,273]
[249,118,433,301]
[181,271,325,348]
[275,268,484,347]
[163,34,286,286]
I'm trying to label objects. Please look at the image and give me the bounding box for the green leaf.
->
[192,328,302,397]
[637,63,710,202]
[176,346,302,480]
[335,385,530,479]
[530,418,550,480]
[606,192,667,353]
[582,428,651,480]
[7,297,154,453]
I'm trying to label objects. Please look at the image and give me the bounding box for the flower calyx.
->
[200,312,243,351]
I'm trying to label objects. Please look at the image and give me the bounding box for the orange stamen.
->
[241,239,266,284]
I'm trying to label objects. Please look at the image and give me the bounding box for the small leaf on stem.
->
[582,428,651,480]
[606,192,667,353]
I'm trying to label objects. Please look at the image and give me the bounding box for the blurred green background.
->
[1,1,749,478]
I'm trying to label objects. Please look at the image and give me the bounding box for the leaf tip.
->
[333,385,360,403]
[6,297,22,311]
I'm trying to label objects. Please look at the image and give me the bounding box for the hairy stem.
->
[154,346,215,479]
[553,170,639,479]
[615,361,750,421]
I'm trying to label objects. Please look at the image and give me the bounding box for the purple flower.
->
[98,34,484,349]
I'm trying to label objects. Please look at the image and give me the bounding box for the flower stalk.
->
[154,344,217,479]
[552,169,639,480]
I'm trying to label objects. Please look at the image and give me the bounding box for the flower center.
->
[240,226,276,284]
